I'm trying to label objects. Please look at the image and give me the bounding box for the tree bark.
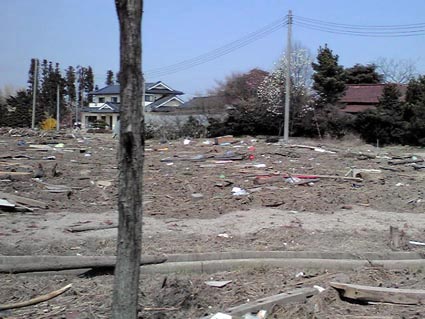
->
[112,1,144,318]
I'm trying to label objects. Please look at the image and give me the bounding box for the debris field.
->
[1,128,425,318]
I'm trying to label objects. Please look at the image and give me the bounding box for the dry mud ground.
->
[1,130,425,318]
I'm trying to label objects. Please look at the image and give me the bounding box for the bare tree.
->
[112,1,144,319]
[374,57,418,84]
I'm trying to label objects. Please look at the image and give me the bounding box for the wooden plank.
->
[0,191,48,209]
[0,255,167,273]
[330,282,425,305]
[66,223,118,232]
[225,287,318,316]
[254,174,362,185]
[388,158,424,165]
[0,171,32,176]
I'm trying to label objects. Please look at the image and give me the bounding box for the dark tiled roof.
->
[90,85,120,95]
[146,88,184,95]
[148,95,183,111]
[81,102,120,113]
[90,82,183,95]
[340,84,407,104]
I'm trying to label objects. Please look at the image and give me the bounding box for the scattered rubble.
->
[1,130,425,318]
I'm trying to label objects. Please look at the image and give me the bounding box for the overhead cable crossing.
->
[294,15,425,37]
[145,16,288,77]
[142,14,425,78]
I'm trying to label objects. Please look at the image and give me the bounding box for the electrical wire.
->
[294,21,425,37]
[295,15,425,30]
[293,15,425,37]
[91,14,425,80]
[145,17,287,77]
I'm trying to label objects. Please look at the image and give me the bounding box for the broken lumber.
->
[0,284,72,311]
[201,287,318,318]
[0,255,167,273]
[284,144,337,153]
[214,135,234,145]
[330,282,425,305]
[411,163,425,170]
[254,174,362,185]
[388,158,424,165]
[66,223,118,232]
[0,191,48,209]
[0,171,32,180]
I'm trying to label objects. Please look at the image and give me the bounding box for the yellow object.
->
[41,118,57,131]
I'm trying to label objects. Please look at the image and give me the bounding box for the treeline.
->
[357,78,425,146]
[207,44,425,146]
[0,59,95,128]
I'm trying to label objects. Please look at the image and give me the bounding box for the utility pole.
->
[283,10,292,142]
[56,84,60,131]
[31,59,38,129]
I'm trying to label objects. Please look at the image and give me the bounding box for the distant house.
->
[179,95,229,114]
[80,81,184,129]
[340,84,407,114]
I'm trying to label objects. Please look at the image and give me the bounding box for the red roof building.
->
[339,84,407,114]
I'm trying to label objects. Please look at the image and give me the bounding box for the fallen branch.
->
[330,282,425,305]
[202,287,318,318]
[0,283,72,310]
[254,174,362,185]
[143,306,180,311]
[388,158,424,165]
[0,255,167,273]
[67,223,118,232]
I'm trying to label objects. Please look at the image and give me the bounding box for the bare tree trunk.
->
[112,1,144,318]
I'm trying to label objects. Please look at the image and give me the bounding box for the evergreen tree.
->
[0,101,9,127]
[345,64,383,84]
[405,76,425,145]
[106,70,115,85]
[38,60,67,122]
[356,84,407,145]
[27,58,40,94]
[405,76,425,105]
[6,90,32,127]
[312,44,346,105]
[85,66,95,103]
[65,66,77,103]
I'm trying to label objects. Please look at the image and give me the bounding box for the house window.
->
[145,95,154,102]
[98,97,105,103]
[111,97,118,103]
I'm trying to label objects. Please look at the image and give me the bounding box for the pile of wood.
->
[0,191,48,212]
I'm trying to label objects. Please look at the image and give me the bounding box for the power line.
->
[293,15,425,37]
[294,21,425,37]
[91,14,425,81]
[145,16,287,77]
[295,15,425,30]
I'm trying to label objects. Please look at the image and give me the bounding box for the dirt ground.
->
[1,128,425,318]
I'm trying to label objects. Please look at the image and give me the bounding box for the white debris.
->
[205,280,232,288]
[314,285,326,293]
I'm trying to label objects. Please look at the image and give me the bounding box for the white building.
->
[80,81,184,129]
